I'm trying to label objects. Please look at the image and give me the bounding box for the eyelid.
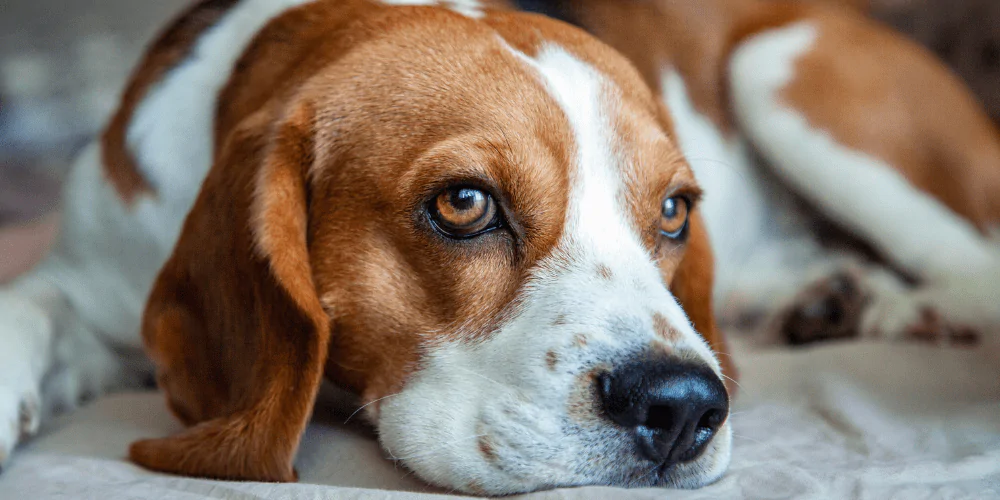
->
[666,186,701,210]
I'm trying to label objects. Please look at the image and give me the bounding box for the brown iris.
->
[430,186,499,238]
[660,196,689,239]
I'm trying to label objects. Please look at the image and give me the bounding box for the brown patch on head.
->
[102,0,240,203]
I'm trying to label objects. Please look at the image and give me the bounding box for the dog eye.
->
[660,196,690,239]
[429,186,501,238]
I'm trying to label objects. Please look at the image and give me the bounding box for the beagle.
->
[1,0,997,496]
[0,0,732,494]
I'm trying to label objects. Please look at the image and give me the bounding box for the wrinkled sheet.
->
[3,338,999,500]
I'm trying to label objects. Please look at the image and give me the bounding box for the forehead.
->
[310,7,690,230]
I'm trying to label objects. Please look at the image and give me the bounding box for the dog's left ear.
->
[669,212,738,393]
[129,103,330,482]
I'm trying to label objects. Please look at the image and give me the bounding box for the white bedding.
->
[2,338,999,499]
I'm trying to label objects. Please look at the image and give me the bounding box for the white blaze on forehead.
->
[381,0,485,18]
[504,43,715,362]
[516,45,644,259]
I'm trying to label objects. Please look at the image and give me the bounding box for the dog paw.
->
[781,272,868,346]
[858,281,985,347]
[0,383,41,470]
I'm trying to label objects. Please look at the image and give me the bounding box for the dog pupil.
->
[452,189,478,211]
[663,198,677,218]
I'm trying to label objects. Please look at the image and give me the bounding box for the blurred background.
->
[0,0,998,226]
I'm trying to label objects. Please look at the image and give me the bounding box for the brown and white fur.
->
[1,0,999,496]
[0,0,734,495]
[528,0,1000,345]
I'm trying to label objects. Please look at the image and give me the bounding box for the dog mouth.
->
[374,324,731,495]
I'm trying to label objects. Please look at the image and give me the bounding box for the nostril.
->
[698,408,726,432]
[645,404,675,431]
[691,408,726,451]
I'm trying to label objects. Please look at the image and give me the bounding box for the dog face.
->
[133,4,731,495]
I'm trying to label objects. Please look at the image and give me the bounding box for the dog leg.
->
[0,145,158,468]
[0,274,54,467]
[0,264,148,469]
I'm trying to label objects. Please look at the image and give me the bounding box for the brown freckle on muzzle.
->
[596,264,613,280]
[567,368,603,422]
[478,435,498,463]
[552,314,569,327]
[546,350,559,370]
[465,480,487,496]
[652,313,677,341]
[573,333,589,348]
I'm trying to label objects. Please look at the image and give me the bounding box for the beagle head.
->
[131,1,734,495]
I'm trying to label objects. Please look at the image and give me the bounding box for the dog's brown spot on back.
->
[102,0,240,203]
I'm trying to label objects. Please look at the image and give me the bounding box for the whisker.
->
[730,432,766,445]
[720,373,747,395]
[344,392,402,424]
[642,462,663,483]
[453,365,508,389]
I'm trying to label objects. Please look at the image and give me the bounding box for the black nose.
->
[598,358,729,466]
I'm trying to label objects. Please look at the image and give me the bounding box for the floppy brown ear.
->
[669,212,738,394]
[129,104,330,482]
